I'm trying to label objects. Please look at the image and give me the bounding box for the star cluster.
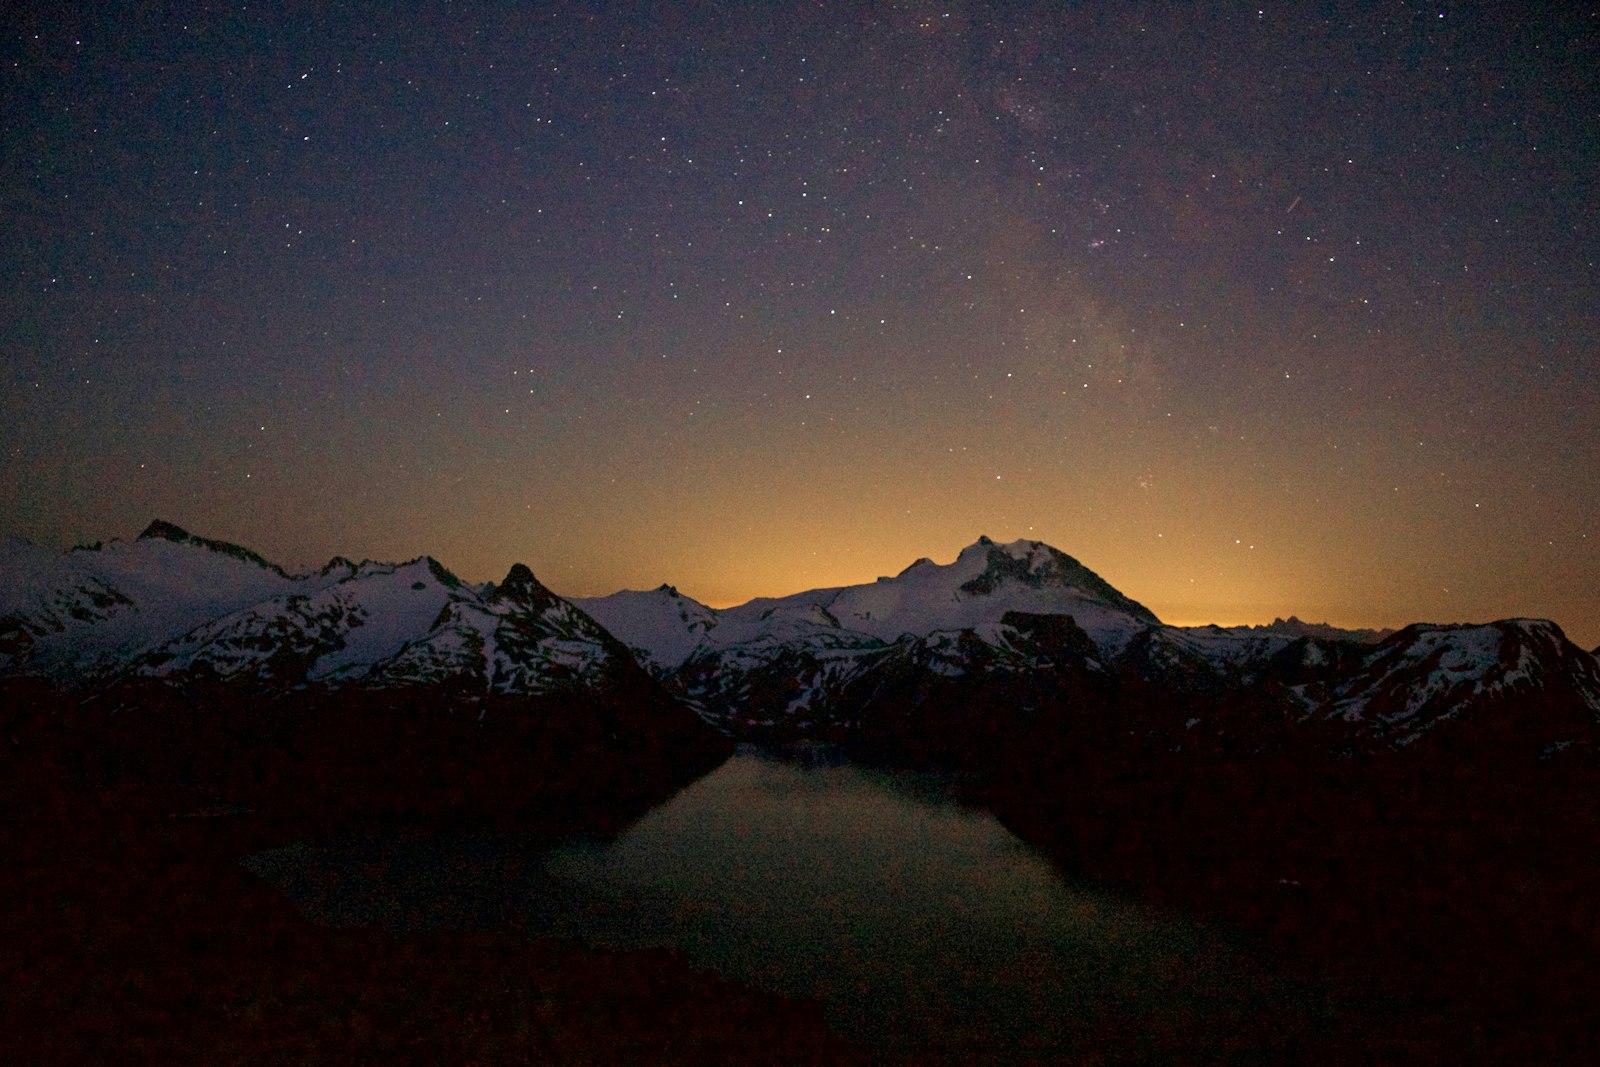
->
[3,3,1597,644]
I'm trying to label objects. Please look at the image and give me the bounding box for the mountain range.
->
[10,520,1599,1064]
[0,521,724,819]
[5,522,1599,761]
[575,535,1600,756]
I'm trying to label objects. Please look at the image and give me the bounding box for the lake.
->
[244,746,1318,1061]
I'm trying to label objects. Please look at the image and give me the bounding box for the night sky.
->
[4,2,1597,645]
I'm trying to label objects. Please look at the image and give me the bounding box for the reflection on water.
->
[245,746,1309,1059]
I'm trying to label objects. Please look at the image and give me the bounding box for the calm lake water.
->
[244,746,1314,1060]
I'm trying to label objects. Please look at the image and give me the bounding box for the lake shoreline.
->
[243,746,1338,1064]
[0,729,871,1065]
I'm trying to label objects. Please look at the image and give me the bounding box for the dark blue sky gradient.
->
[4,2,1597,643]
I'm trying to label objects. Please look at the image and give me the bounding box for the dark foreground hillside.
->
[1,685,869,1065]
[980,739,1600,1064]
[11,668,1600,1063]
[805,666,1600,1063]
[56,677,731,827]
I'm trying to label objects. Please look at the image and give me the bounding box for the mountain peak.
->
[493,562,558,609]
[953,538,1162,624]
[136,520,285,575]
[137,519,193,543]
[503,562,538,586]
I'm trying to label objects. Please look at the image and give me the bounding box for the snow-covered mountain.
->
[0,521,743,824]
[721,535,1160,646]
[581,537,1344,737]
[2,521,650,706]
[576,536,1163,731]
[575,536,1159,669]
[581,536,1600,753]
[6,523,1597,758]
[1296,619,1600,750]
[2,521,344,679]
[572,584,721,675]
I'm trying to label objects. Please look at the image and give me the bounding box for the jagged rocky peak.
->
[1249,616,1394,643]
[136,519,287,575]
[320,555,357,576]
[492,562,559,609]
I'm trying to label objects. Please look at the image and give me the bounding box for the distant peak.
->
[957,537,1162,624]
[656,583,679,595]
[136,519,285,575]
[1250,616,1394,643]
[494,562,557,608]
[896,557,935,577]
[976,534,994,547]
[138,519,192,543]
